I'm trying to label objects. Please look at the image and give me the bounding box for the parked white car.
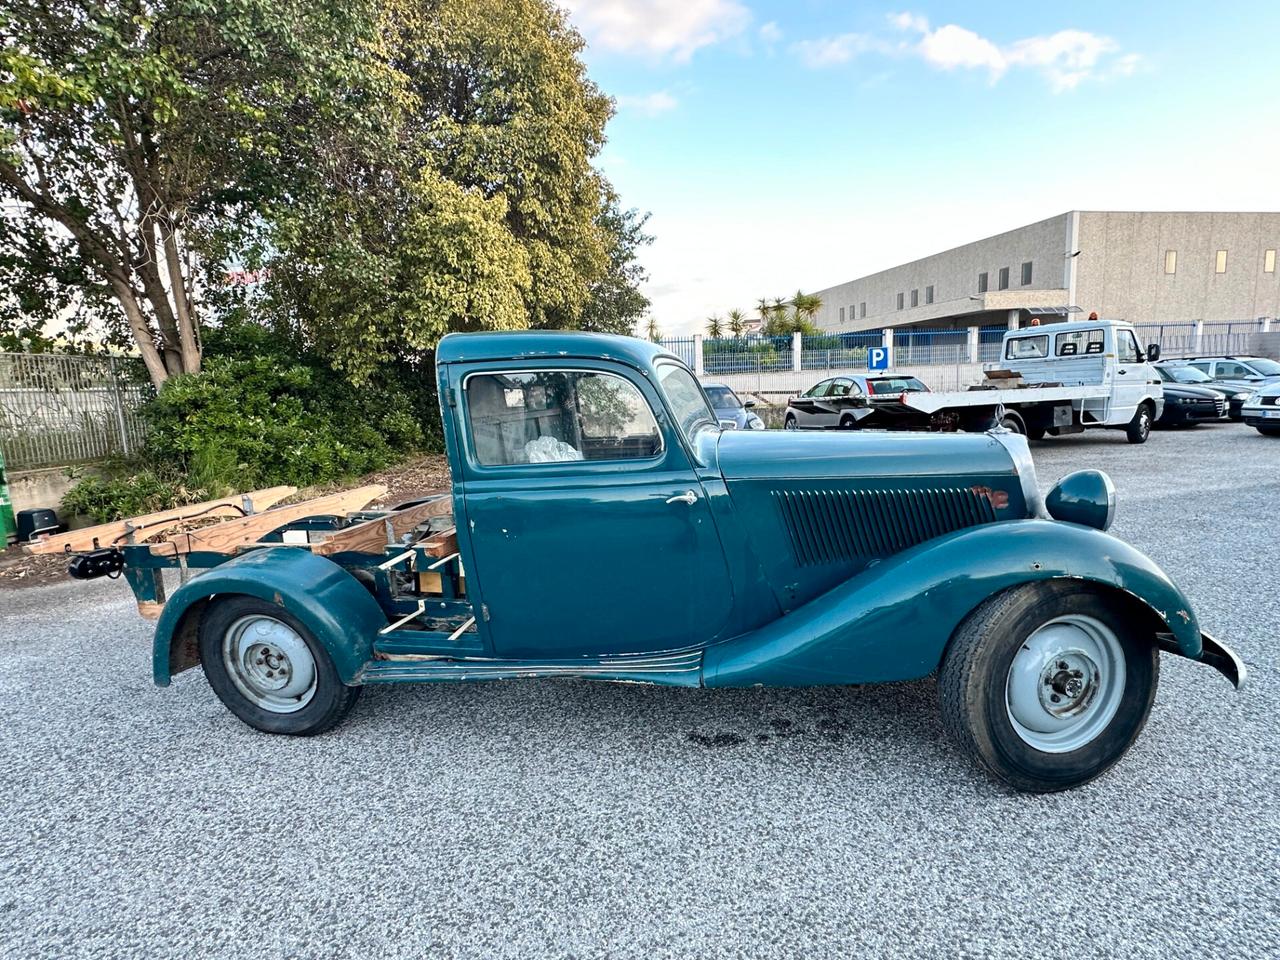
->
[1241,382,1280,436]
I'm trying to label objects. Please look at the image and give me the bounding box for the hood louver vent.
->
[774,487,997,567]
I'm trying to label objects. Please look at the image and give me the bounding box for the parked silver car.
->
[1168,356,1280,390]
[784,375,930,430]
[702,382,765,430]
[1241,381,1280,436]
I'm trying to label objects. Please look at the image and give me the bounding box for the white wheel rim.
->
[221,615,317,714]
[1005,614,1126,753]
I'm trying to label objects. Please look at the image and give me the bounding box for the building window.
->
[1164,250,1177,275]
[978,272,988,293]
[925,285,934,304]
[1021,261,1033,286]
[839,307,846,323]
[896,292,904,311]
[860,302,867,318]
[1215,250,1228,274]
[998,267,1010,290]
[1266,250,1276,273]
[910,289,919,308]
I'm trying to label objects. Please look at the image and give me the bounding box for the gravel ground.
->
[1,422,1277,959]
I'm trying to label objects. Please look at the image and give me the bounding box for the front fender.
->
[703,519,1201,688]
[153,548,387,686]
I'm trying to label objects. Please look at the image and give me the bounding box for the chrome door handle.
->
[666,490,698,505]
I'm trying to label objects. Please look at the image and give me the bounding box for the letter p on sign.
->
[868,346,891,371]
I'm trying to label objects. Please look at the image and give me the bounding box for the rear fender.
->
[152,549,387,686]
[703,520,1201,688]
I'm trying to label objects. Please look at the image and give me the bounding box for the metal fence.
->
[702,335,793,375]
[0,353,151,470]
[1133,322,1257,358]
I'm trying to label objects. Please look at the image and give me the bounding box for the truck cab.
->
[997,319,1164,434]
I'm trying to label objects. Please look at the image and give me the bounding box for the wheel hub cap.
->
[1005,615,1125,753]
[222,616,317,714]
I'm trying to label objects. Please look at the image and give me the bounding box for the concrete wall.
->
[1074,212,1280,325]
[812,212,1073,332]
[7,466,96,516]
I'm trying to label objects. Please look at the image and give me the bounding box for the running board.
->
[356,650,704,687]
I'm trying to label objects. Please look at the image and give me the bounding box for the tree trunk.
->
[107,277,169,387]
[162,225,202,374]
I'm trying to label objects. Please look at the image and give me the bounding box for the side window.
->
[466,370,661,466]
[1218,362,1248,377]
[1189,362,1211,374]
[1005,335,1049,360]
[1117,331,1140,363]
[829,379,852,397]
[1055,328,1105,357]
[803,380,829,398]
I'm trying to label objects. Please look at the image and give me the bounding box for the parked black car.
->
[1153,366,1227,425]
[784,375,929,429]
[1155,362,1248,420]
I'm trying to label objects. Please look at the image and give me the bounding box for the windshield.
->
[658,364,718,440]
[1250,358,1280,376]
[703,385,741,409]
[1162,366,1211,384]
[869,377,929,395]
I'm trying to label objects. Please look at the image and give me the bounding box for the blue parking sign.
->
[868,346,891,371]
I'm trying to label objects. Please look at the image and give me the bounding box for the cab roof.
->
[436,330,681,368]
[1004,319,1129,338]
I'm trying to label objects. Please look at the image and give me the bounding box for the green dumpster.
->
[0,447,15,546]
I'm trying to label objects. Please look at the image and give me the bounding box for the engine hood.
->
[1162,383,1226,400]
[715,429,1038,613]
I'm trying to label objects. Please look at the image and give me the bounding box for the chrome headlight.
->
[1240,393,1258,404]
[1045,470,1116,531]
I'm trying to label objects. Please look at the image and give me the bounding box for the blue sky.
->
[562,1,1280,335]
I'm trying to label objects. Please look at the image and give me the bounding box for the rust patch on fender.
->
[273,591,285,606]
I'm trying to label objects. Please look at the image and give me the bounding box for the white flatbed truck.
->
[850,319,1165,443]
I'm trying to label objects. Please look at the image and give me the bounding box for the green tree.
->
[0,0,376,387]
[793,290,823,326]
[705,315,723,339]
[264,0,624,380]
[578,193,653,334]
[727,308,746,337]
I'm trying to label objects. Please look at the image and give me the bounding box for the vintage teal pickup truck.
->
[61,332,1244,792]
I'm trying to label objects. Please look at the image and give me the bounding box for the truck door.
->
[453,362,735,660]
[1111,328,1147,422]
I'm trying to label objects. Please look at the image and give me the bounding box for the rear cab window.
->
[1055,329,1105,357]
[1005,335,1049,360]
[465,370,662,466]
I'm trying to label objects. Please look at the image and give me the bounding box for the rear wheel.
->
[1126,403,1153,444]
[199,596,361,735]
[938,581,1159,792]
[838,414,856,429]
[1026,425,1046,441]
[784,414,798,430]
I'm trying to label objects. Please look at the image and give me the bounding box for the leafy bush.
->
[141,324,428,489]
[60,468,216,524]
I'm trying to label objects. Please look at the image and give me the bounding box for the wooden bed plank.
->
[420,526,458,558]
[311,494,453,558]
[162,485,389,555]
[23,485,298,555]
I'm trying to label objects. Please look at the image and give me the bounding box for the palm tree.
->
[755,297,773,325]
[727,309,746,338]
[705,314,724,339]
[792,289,822,325]
[643,316,661,342]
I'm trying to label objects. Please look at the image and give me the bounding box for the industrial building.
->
[812,211,1280,332]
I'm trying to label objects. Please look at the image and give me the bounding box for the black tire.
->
[938,581,1159,793]
[1025,425,1046,441]
[1126,403,1153,444]
[1257,425,1280,437]
[784,414,798,430]
[838,414,856,430]
[999,410,1026,435]
[199,596,361,736]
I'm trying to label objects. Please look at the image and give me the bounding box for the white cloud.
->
[885,12,1131,91]
[615,91,680,116]
[562,0,750,61]
[759,21,783,44]
[791,32,882,69]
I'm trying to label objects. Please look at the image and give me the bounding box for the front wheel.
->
[1126,404,1153,444]
[199,596,361,735]
[938,581,1159,792]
